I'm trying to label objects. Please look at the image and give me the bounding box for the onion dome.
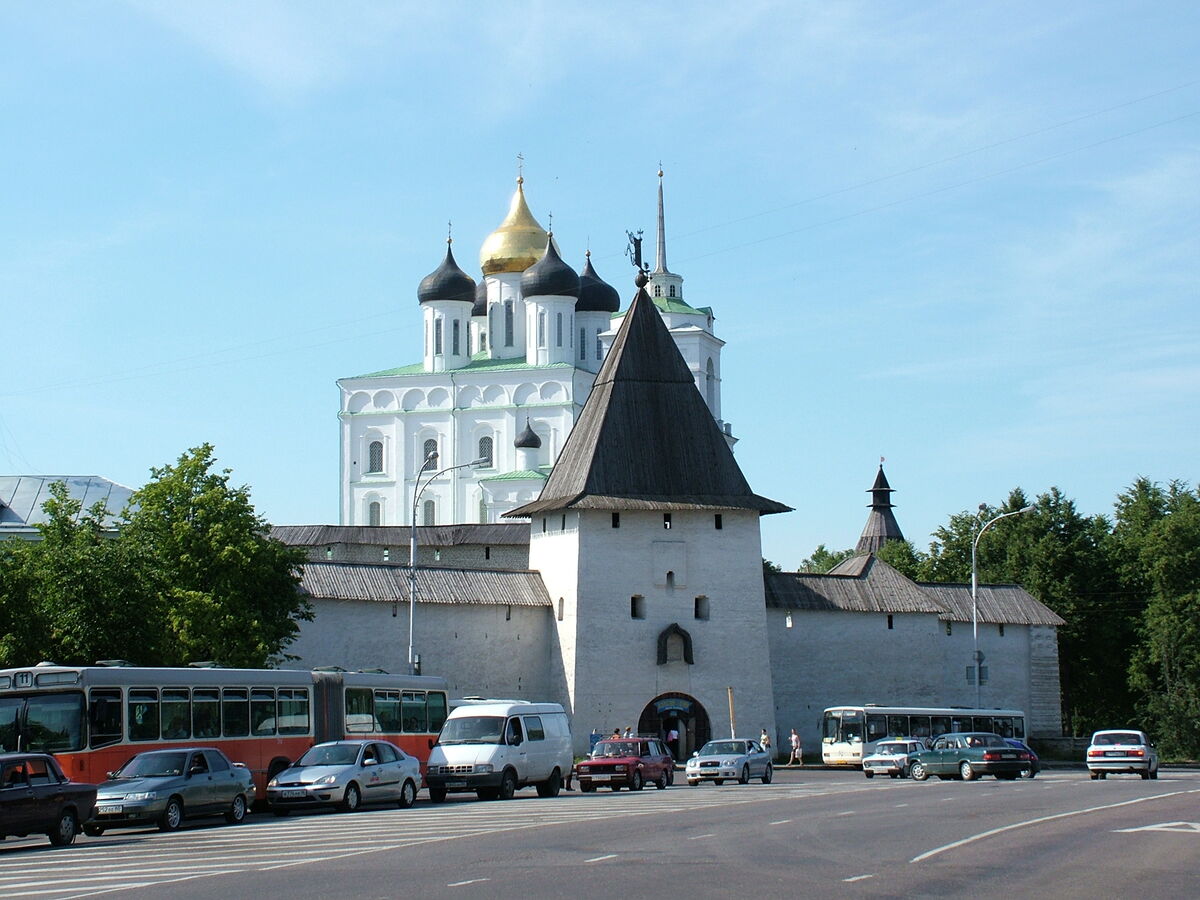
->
[515,418,542,449]
[479,177,549,275]
[472,279,487,317]
[417,242,476,305]
[576,251,620,313]
[520,234,580,299]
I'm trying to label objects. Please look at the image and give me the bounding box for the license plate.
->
[280,790,306,799]
[1106,751,1124,757]
[1001,753,1016,759]
[97,805,123,815]
[446,781,466,788]
[589,774,611,781]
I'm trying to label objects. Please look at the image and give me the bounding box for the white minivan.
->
[425,701,572,802]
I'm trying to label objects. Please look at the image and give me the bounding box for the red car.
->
[576,737,674,792]
[1,752,97,846]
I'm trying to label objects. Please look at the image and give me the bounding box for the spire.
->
[854,463,905,554]
[653,165,669,275]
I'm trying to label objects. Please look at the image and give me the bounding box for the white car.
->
[1086,730,1159,780]
[267,740,421,813]
[686,739,773,786]
[862,739,926,779]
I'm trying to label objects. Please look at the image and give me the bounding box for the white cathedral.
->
[281,172,1065,758]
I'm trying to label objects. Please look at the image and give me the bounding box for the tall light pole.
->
[971,504,1035,707]
[407,451,489,675]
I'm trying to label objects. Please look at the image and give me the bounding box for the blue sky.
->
[2,1,1197,570]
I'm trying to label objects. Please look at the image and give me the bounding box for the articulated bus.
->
[821,705,1027,766]
[0,663,449,796]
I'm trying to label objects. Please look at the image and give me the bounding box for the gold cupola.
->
[479,177,550,275]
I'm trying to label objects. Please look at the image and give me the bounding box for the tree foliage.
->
[798,544,854,574]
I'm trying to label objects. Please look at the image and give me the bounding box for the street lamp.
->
[407,451,490,675]
[971,504,1035,707]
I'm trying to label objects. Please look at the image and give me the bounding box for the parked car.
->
[86,747,254,834]
[685,739,773,786]
[267,740,420,814]
[575,737,674,792]
[1005,738,1040,778]
[1086,730,1159,780]
[908,732,1032,781]
[862,739,926,778]
[0,752,96,847]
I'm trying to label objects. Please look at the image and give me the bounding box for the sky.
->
[1,1,1197,571]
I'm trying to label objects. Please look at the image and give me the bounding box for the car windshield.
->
[1093,732,1143,746]
[591,741,638,758]
[116,752,188,778]
[297,744,359,767]
[699,741,744,756]
[438,716,505,745]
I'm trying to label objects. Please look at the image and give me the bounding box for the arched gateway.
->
[638,693,710,761]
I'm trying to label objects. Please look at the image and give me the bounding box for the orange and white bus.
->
[0,663,449,796]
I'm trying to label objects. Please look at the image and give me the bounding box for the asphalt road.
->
[3,768,1198,899]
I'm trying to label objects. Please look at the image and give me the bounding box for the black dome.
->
[418,244,476,305]
[520,236,580,299]
[472,279,487,316]
[577,253,620,313]
[515,419,542,449]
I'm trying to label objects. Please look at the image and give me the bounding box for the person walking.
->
[788,728,803,766]
[760,728,772,758]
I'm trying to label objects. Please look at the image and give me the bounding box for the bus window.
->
[129,689,159,742]
[931,716,951,737]
[992,716,1013,738]
[374,691,401,733]
[251,689,276,735]
[822,711,840,742]
[910,716,932,739]
[345,687,375,733]
[866,714,888,743]
[193,689,220,739]
[887,715,910,737]
[428,692,447,732]
[841,712,864,743]
[1013,717,1026,739]
[277,689,310,735]
[25,693,86,752]
[972,717,993,734]
[222,688,249,736]
[89,688,123,748]
[951,716,970,733]
[162,689,191,740]
[402,692,427,733]
[0,697,20,751]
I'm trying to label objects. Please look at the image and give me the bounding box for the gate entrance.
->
[638,693,711,761]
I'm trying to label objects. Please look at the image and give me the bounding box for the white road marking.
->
[843,874,875,882]
[769,819,791,825]
[688,833,715,839]
[1114,821,1200,834]
[912,788,1200,862]
[585,854,618,862]
[894,803,908,808]
[447,878,490,886]
[837,811,855,816]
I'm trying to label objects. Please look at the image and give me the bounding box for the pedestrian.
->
[760,728,772,757]
[611,728,621,739]
[788,728,802,766]
[564,760,575,791]
[666,725,680,759]
[623,725,633,738]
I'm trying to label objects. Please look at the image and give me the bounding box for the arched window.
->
[367,440,384,474]
[480,329,487,353]
[595,329,602,361]
[537,310,546,348]
[423,499,435,525]
[489,307,497,350]
[434,319,443,354]
[504,301,514,346]
[479,495,487,523]
[556,312,563,347]
[579,328,586,360]
[654,285,662,297]
[368,501,381,526]
[424,321,430,356]
[705,358,716,411]
[422,438,438,469]
[669,285,676,298]
[478,435,494,466]
[452,320,460,355]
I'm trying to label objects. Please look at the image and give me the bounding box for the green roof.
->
[479,470,548,482]
[348,354,577,380]
[615,297,706,317]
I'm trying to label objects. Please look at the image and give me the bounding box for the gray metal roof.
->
[507,288,789,517]
[0,475,133,532]
[273,524,530,548]
[298,561,551,607]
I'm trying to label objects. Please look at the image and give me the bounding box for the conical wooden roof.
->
[507,287,789,516]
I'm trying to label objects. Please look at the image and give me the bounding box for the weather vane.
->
[625,229,647,272]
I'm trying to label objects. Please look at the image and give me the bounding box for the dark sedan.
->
[1,752,97,846]
[908,732,1033,781]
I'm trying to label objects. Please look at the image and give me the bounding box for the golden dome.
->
[479,178,549,275]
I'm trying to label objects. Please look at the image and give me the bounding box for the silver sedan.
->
[266,740,420,813]
[685,739,773,785]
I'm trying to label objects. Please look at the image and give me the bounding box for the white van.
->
[425,701,572,801]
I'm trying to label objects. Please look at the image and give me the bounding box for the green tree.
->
[874,539,923,578]
[120,444,312,667]
[799,544,853,573]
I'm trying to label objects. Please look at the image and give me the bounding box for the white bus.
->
[821,705,1027,766]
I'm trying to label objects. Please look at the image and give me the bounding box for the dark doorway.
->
[638,693,710,761]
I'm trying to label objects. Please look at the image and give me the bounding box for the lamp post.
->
[407,451,489,675]
[971,504,1035,707]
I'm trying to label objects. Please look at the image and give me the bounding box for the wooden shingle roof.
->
[918,582,1066,626]
[506,287,789,517]
[273,524,529,548]
[298,561,551,607]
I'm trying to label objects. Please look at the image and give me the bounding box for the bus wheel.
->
[158,797,184,832]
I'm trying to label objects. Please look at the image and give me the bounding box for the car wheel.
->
[580,783,595,793]
[666,768,674,787]
[498,769,517,800]
[655,770,668,790]
[738,764,750,785]
[536,769,562,798]
[631,771,643,792]
[889,772,899,779]
[1099,772,1107,779]
[1020,766,1033,779]
[1150,766,1159,780]
[429,787,447,803]
[340,782,361,812]
[960,761,976,782]
[83,823,105,837]
[909,761,929,782]
[1140,769,1151,780]
[158,797,184,832]
[762,764,773,785]
[48,809,77,846]
[398,779,417,809]
[1089,771,1099,780]
[687,779,699,786]
[864,770,874,778]
[714,779,724,786]
[225,794,247,825]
